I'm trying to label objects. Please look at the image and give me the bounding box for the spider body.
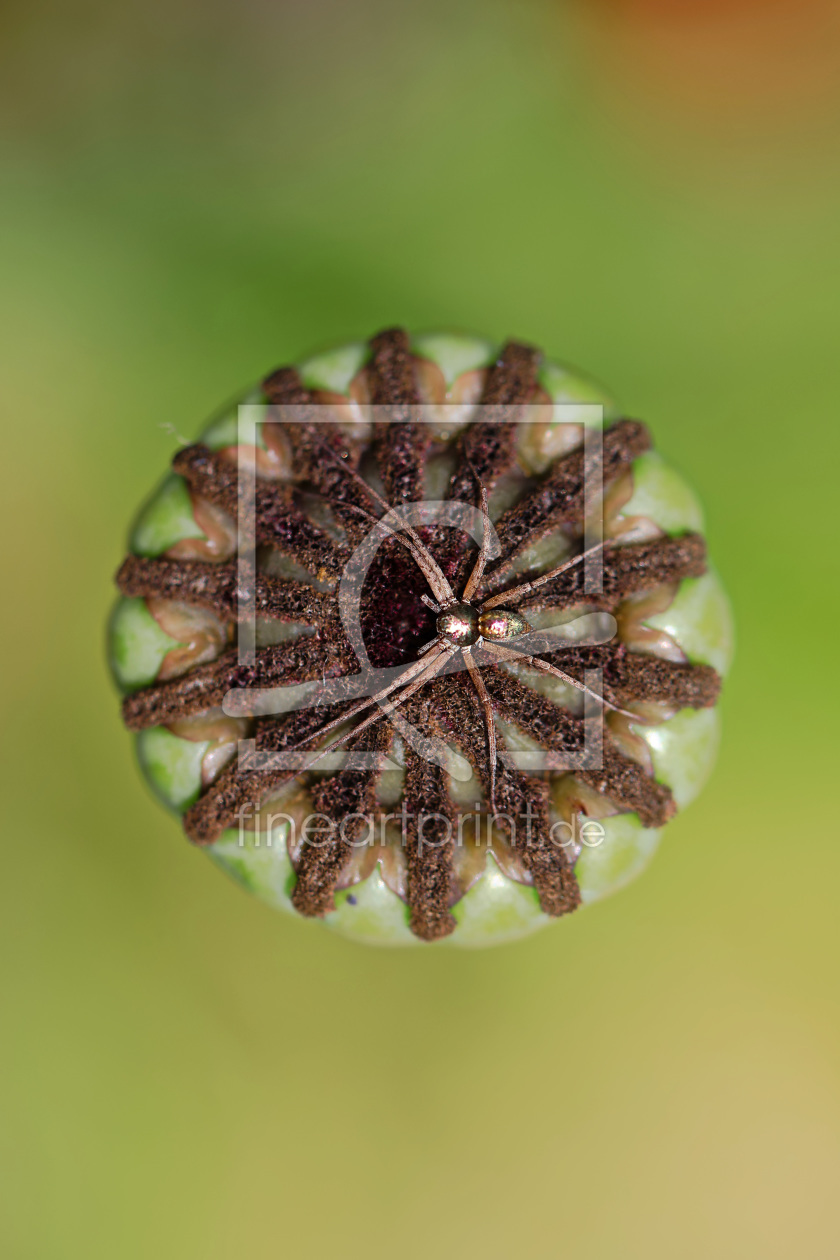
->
[435,604,530,648]
[436,604,480,647]
[478,609,530,642]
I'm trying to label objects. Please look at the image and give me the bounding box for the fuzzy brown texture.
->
[117,555,328,623]
[262,365,311,408]
[291,722,393,918]
[116,326,723,940]
[427,677,581,916]
[282,416,385,548]
[173,444,348,579]
[446,340,540,508]
[122,647,241,730]
[491,419,652,568]
[538,643,721,710]
[431,340,541,590]
[183,704,356,844]
[481,670,675,829]
[122,631,356,731]
[369,327,429,506]
[402,744,458,940]
[498,532,708,611]
[368,328,420,409]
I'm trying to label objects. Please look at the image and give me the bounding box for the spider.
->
[284,439,635,812]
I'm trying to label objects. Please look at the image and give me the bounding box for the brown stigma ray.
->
[401,738,458,942]
[426,675,581,917]
[488,418,652,575]
[116,555,329,624]
[429,339,542,588]
[182,703,361,846]
[482,533,708,611]
[481,671,676,829]
[368,327,430,506]
[173,443,349,580]
[291,721,394,919]
[446,339,541,508]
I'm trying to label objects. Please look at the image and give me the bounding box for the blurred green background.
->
[2,0,839,1256]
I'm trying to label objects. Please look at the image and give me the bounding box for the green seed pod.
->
[130,474,207,559]
[109,327,732,948]
[108,597,182,692]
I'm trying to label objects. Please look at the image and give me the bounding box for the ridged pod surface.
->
[108,329,733,947]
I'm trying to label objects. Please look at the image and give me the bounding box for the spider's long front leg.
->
[316,438,456,607]
[282,644,446,754]
[342,502,455,609]
[461,483,492,604]
[293,641,458,775]
[462,647,499,814]
[480,539,607,611]
[477,638,640,719]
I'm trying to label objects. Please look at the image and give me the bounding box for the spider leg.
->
[462,647,498,815]
[294,642,457,775]
[315,437,456,606]
[317,431,402,521]
[461,482,492,603]
[341,502,454,608]
[480,539,607,611]
[420,594,442,614]
[286,647,443,750]
[477,638,640,719]
[416,634,443,656]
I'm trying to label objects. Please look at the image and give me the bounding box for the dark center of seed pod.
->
[437,603,480,646]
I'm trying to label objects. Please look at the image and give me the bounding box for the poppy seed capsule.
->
[109,327,733,948]
[478,609,531,641]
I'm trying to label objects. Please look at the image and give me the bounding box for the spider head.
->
[437,603,480,647]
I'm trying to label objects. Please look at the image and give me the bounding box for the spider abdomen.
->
[478,609,531,642]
